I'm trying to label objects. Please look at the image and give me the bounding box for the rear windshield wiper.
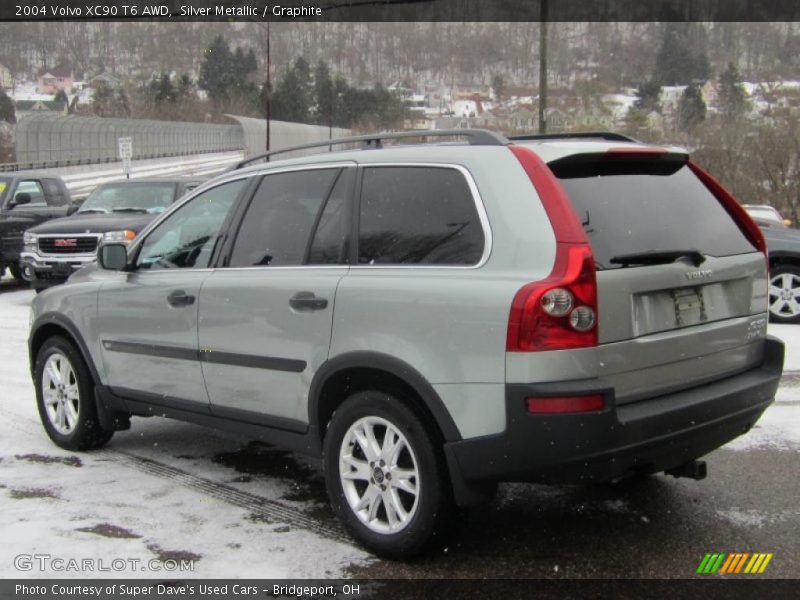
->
[111,207,149,213]
[77,208,107,214]
[610,249,706,267]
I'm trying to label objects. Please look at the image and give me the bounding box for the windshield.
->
[0,178,10,204]
[78,182,177,214]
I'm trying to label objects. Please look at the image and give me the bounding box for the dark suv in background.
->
[20,177,203,290]
[743,204,800,323]
[0,173,73,281]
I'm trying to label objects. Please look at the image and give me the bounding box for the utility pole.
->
[538,0,548,134]
[266,20,271,152]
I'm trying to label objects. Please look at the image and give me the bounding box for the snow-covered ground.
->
[0,278,369,578]
[0,272,798,578]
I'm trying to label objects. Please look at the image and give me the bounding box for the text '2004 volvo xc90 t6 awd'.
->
[29,130,784,558]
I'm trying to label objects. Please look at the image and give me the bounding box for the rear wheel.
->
[768,264,800,323]
[323,390,451,558]
[34,336,114,451]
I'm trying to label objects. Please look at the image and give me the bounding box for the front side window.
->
[229,169,339,267]
[358,166,485,265]
[136,179,246,270]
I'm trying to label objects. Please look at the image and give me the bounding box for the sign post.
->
[117,137,133,179]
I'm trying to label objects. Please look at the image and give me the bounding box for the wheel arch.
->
[308,352,462,450]
[768,252,800,270]
[29,313,101,384]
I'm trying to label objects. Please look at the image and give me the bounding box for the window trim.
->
[352,162,493,270]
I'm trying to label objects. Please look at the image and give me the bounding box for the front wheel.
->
[34,336,114,451]
[769,265,800,323]
[323,391,451,558]
[8,261,24,282]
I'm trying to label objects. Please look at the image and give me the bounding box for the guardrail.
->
[0,147,245,173]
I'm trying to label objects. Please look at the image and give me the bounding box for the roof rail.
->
[508,132,639,143]
[233,128,509,169]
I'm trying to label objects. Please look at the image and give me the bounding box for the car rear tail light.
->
[540,288,574,316]
[526,394,605,414]
[688,160,767,255]
[507,145,599,352]
[569,305,596,332]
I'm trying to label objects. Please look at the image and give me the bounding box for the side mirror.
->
[97,243,128,271]
[10,192,31,208]
[66,205,79,215]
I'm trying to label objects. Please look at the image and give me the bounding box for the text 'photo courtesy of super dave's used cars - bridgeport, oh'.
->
[26,129,784,558]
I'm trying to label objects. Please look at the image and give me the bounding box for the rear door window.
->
[357,166,485,265]
[550,156,756,270]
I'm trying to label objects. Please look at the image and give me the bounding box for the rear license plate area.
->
[671,287,707,326]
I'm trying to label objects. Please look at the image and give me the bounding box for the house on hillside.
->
[88,72,122,90]
[37,66,74,94]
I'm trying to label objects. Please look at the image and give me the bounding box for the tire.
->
[34,336,114,451]
[8,261,23,281]
[768,264,800,323]
[323,390,452,559]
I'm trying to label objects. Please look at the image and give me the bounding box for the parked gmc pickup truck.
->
[0,173,74,281]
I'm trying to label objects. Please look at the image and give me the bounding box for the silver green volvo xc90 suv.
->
[28,130,784,557]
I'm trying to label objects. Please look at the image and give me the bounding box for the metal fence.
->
[12,113,244,167]
[227,115,351,159]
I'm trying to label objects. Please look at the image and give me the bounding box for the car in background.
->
[0,173,74,281]
[743,204,791,228]
[740,205,800,323]
[20,178,203,290]
[757,224,800,323]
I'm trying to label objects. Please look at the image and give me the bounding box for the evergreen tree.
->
[53,89,68,105]
[654,23,711,86]
[0,90,16,124]
[272,58,313,123]
[152,73,176,105]
[718,62,747,120]
[491,74,505,102]
[678,82,706,131]
[199,35,234,104]
[92,82,129,117]
[634,80,662,113]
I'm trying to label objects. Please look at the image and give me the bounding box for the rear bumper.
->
[445,336,784,484]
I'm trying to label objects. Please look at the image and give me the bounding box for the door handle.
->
[167,290,195,307]
[289,291,328,311]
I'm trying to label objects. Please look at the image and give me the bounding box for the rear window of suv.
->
[549,155,756,270]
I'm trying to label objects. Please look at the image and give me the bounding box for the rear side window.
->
[229,169,338,267]
[550,157,756,270]
[358,166,485,265]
